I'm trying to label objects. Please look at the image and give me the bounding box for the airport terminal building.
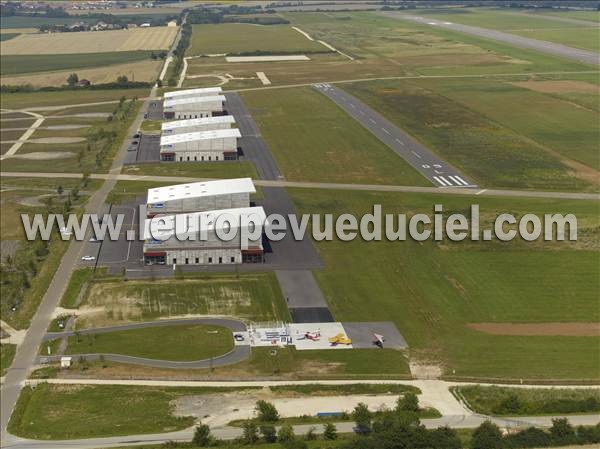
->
[159,128,241,162]
[146,178,255,217]
[163,95,226,119]
[143,206,268,265]
[161,115,236,135]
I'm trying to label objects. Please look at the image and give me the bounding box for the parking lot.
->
[146,99,164,120]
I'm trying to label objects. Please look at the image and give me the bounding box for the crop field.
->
[2,59,162,87]
[289,188,600,380]
[0,16,84,28]
[413,8,600,52]
[0,51,154,76]
[73,274,289,328]
[186,23,328,56]
[0,88,150,109]
[241,87,428,185]
[343,78,598,191]
[1,27,177,55]
[62,324,234,361]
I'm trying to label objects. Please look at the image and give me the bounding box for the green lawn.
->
[454,385,600,416]
[241,87,429,186]
[186,23,328,56]
[343,79,594,191]
[0,344,17,376]
[121,161,257,180]
[289,188,600,380]
[0,51,154,76]
[76,274,289,328]
[59,268,95,308]
[63,324,234,361]
[8,384,195,439]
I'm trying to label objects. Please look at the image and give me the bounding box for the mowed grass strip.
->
[122,161,257,181]
[63,324,234,361]
[0,344,17,376]
[343,80,591,191]
[8,384,195,439]
[241,87,429,186]
[454,385,600,416]
[289,188,600,380]
[0,51,154,76]
[186,23,327,56]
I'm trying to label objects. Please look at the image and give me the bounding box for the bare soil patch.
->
[512,80,599,94]
[10,151,75,160]
[467,322,600,337]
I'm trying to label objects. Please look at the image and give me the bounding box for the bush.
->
[241,421,258,444]
[192,423,211,446]
[278,424,295,443]
[471,421,503,449]
[549,418,576,446]
[255,400,279,422]
[397,392,420,413]
[259,424,276,443]
[323,422,338,440]
[352,403,372,433]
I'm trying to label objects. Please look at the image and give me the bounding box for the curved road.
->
[39,318,250,369]
[384,12,600,66]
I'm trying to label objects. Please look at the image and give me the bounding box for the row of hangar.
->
[143,177,268,266]
[160,87,240,162]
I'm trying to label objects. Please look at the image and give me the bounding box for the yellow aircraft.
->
[328,333,352,345]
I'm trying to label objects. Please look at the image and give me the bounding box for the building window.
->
[179,157,183,161]
[208,257,212,263]
[208,156,212,161]
[195,257,199,263]
[173,258,177,264]
[187,156,190,161]
[218,257,223,264]
[231,257,235,263]
[194,156,197,161]
[201,156,205,161]
[215,156,219,161]
[185,258,189,264]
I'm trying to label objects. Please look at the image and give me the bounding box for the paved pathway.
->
[0,110,44,160]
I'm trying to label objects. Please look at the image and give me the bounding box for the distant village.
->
[41,18,177,33]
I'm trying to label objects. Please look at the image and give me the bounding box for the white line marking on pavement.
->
[350,103,356,108]
[411,151,422,158]
[369,118,376,124]
[382,128,390,134]
[395,138,405,145]
[450,175,469,186]
[436,176,452,186]
[476,189,487,195]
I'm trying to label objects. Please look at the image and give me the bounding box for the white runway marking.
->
[395,138,405,145]
[369,118,376,124]
[411,150,421,158]
[434,176,452,186]
[382,128,390,134]
[449,175,469,186]
[476,189,488,195]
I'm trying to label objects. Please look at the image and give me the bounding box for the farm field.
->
[0,26,177,55]
[289,188,600,380]
[61,324,234,362]
[343,78,597,191]
[412,8,600,52]
[0,88,150,109]
[186,23,329,56]
[72,274,289,328]
[2,59,162,87]
[0,51,154,76]
[241,87,429,186]
[454,385,600,416]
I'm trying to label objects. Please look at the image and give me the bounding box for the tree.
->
[397,392,420,413]
[471,421,503,449]
[192,423,211,446]
[429,426,462,449]
[241,421,258,444]
[255,400,279,422]
[116,75,129,84]
[259,424,277,443]
[67,73,79,87]
[278,424,295,443]
[352,403,372,433]
[323,422,338,440]
[549,418,576,445]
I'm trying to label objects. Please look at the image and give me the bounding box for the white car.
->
[81,256,96,261]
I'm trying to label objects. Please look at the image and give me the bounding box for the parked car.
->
[234,334,245,342]
[132,140,139,145]
[81,255,95,261]
[133,133,141,139]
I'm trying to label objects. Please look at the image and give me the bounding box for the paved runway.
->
[384,12,600,66]
[313,83,477,189]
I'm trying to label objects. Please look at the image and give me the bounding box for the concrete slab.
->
[290,322,352,350]
[342,322,408,349]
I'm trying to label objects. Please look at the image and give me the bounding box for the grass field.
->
[8,384,195,439]
[289,188,600,380]
[413,8,599,52]
[537,9,600,23]
[343,79,596,191]
[454,385,600,416]
[60,268,95,308]
[121,161,257,180]
[1,27,178,55]
[0,51,154,76]
[2,59,162,87]
[0,344,17,376]
[241,87,429,186]
[0,88,150,109]
[63,324,234,361]
[0,16,84,28]
[75,274,289,328]
[186,23,328,56]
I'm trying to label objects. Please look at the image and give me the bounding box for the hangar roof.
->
[163,95,226,107]
[163,87,222,99]
[143,206,268,240]
[160,128,241,146]
[161,115,235,131]
[147,178,255,204]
